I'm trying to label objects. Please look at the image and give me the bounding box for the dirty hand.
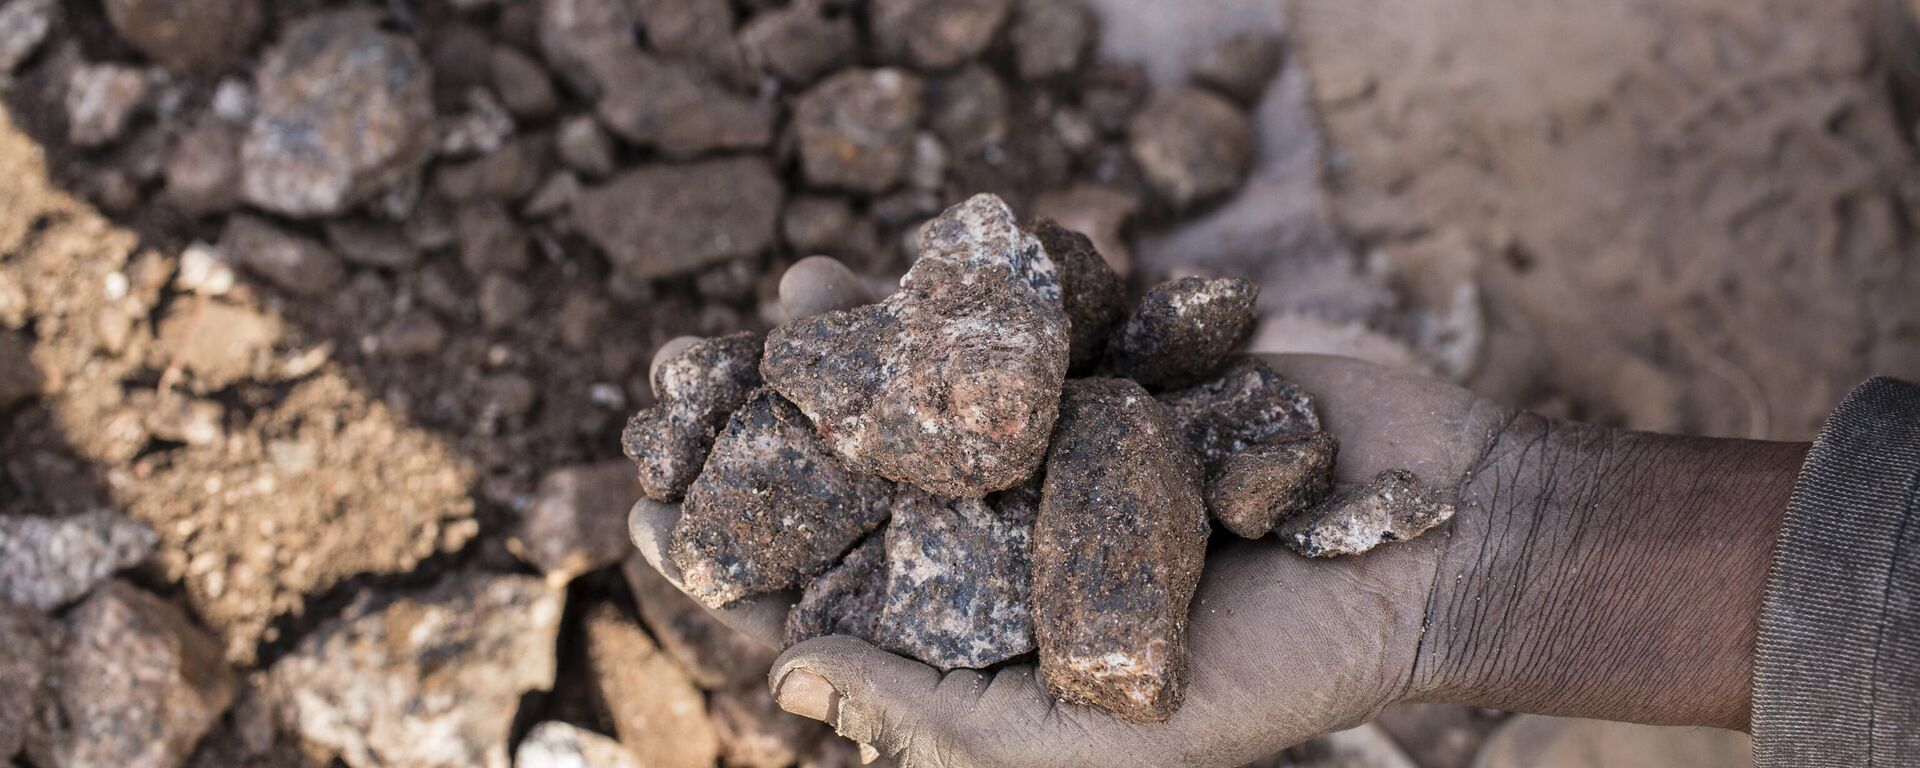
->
[632,257,1804,767]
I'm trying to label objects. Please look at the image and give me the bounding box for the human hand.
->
[629,256,1805,767]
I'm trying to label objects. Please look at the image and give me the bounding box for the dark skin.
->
[631,258,1806,767]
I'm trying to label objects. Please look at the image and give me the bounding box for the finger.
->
[771,635,971,766]
[627,499,795,647]
[649,336,701,392]
[781,256,875,321]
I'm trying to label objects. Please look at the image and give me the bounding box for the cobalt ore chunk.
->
[871,0,1012,71]
[793,68,926,194]
[623,332,764,501]
[762,194,1069,498]
[1207,431,1337,539]
[1157,356,1321,473]
[1033,378,1209,723]
[1281,469,1456,558]
[670,389,895,608]
[874,484,1038,670]
[573,157,783,280]
[1127,86,1255,210]
[1190,31,1284,106]
[786,535,887,647]
[622,556,777,690]
[1108,277,1259,390]
[1035,221,1124,372]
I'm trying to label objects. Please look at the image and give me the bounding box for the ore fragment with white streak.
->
[1106,276,1258,390]
[872,483,1038,670]
[622,332,763,501]
[1280,469,1456,557]
[761,193,1069,498]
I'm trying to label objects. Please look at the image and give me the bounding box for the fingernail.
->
[860,743,880,764]
[775,668,840,723]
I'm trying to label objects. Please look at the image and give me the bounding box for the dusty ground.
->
[0,0,1913,766]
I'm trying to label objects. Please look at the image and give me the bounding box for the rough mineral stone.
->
[593,53,772,158]
[65,63,148,148]
[242,11,436,218]
[671,389,895,608]
[793,69,926,194]
[165,120,243,216]
[621,556,777,690]
[1033,378,1209,723]
[0,602,55,760]
[324,219,419,270]
[1191,31,1283,106]
[40,581,238,768]
[875,485,1037,670]
[104,0,264,75]
[1128,86,1255,210]
[711,684,825,768]
[219,214,344,297]
[1032,183,1139,276]
[927,64,1009,156]
[556,115,616,178]
[1208,431,1337,539]
[1107,277,1259,390]
[536,0,634,97]
[762,194,1069,498]
[622,332,763,502]
[739,4,857,84]
[514,722,639,768]
[871,0,1011,71]
[584,605,721,768]
[1034,221,1123,371]
[634,0,749,85]
[0,0,54,73]
[510,462,638,580]
[1157,356,1320,472]
[1010,0,1094,81]
[574,158,782,280]
[785,535,886,648]
[488,44,558,118]
[0,510,157,612]
[1280,470,1457,558]
[268,574,564,768]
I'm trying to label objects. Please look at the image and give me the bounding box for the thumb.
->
[771,635,954,761]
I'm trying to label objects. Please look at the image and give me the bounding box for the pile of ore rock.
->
[626,194,1455,723]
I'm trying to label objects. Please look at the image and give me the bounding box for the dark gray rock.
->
[871,0,1011,71]
[622,332,764,502]
[219,215,344,297]
[785,535,886,648]
[105,0,263,74]
[1191,31,1284,106]
[762,194,1069,498]
[874,484,1037,670]
[793,69,926,194]
[574,158,783,280]
[1010,0,1094,81]
[927,64,1009,156]
[594,53,772,157]
[1208,430,1337,539]
[739,4,857,84]
[1128,86,1255,209]
[1157,356,1320,471]
[242,11,436,218]
[1108,277,1259,390]
[1281,470,1456,557]
[1034,221,1123,371]
[488,45,558,119]
[670,389,895,608]
[1033,377,1208,723]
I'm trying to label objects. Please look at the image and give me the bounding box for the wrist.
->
[1409,412,1805,729]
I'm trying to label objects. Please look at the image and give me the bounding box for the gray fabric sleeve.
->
[1753,377,1920,767]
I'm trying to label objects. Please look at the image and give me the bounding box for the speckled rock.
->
[793,69,925,194]
[875,485,1037,669]
[1033,378,1208,723]
[671,389,896,608]
[1128,86,1254,209]
[1157,356,1320,472]
[242,11,435,218]
[1190,31,1283,106]
[762,194,1069,498]
[0,603,55,760]
[711,684,825,768]
[514,722,639,768]
[1034,221,1123,371]
[509,462,638,580]
[65,63,147,148]
[739,3,857,84]
[268,573,564,768]
[785,535,886,647]
[39,581,238,768]
[104,0,264,75]
[1281,470,1456,557]
[1009,0,1094,81]
[871,0,1011,71]
[0,0,54,74]
[584,605,721,768]
[1108,277,1259,390]
[574,158,782,280]
[0,510,157,612]
[1208,431,1337,539]
[622,333,764,501]
[622,556,777,690]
